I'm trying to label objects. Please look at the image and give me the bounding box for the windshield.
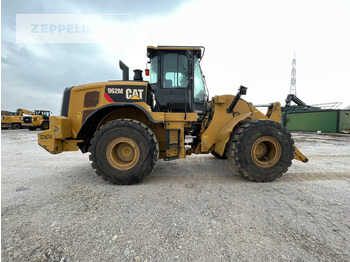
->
[35,111,50,117]
[193,56,206,103]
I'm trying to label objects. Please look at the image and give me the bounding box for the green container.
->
[339,110,350,131]
[285,110,350,133]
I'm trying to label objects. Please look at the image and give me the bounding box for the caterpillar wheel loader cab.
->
[147,46,208,114]
[23,110,51,130]
[38,45,308,185]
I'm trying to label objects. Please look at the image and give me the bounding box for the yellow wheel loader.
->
[23,110,51,130]
[1,108,34,129]
[1,111,23,129]
[38,46,308,185]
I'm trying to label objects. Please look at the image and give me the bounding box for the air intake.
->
[133,69,143,81]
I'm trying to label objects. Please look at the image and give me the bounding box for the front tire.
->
[225,120,294,182]
[40,121,49,130]
[89,119,159,185]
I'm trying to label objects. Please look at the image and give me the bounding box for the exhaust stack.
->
[119,60,129,81]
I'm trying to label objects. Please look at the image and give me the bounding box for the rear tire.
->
[11,123,21,129]
[225,120,294,182]
[89,119,159,185]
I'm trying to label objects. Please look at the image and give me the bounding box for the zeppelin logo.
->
[38,134,52,140]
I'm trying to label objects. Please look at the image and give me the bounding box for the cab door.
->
[151,51,192,112]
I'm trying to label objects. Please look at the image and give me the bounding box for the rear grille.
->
[23,117,32,123]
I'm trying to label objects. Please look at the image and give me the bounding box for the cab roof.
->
[147,45,204,59]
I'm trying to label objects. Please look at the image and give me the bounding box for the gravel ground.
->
[1,129,350,262]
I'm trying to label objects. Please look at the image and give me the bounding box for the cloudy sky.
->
[2,0,350,114]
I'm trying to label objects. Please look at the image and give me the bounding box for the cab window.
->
[149,55,158,84]
[162,53,189,88]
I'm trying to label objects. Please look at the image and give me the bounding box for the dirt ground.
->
[1,129,350,262]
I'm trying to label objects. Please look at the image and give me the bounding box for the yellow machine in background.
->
[23,110,51,130]
[1,108,51,130]
[1,108,34,129]
[38,46,308,185]
[1,111,23,129]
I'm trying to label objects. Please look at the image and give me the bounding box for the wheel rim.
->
[106,137,140,170]
[251,136,281,167]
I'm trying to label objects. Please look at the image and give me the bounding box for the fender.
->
[266,102,281,123]
[214,112,252,156]
[77,103,162,152]
[213,102,282,156]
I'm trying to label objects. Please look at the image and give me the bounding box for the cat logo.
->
[126,88,144,100]
[104,85,146,103]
